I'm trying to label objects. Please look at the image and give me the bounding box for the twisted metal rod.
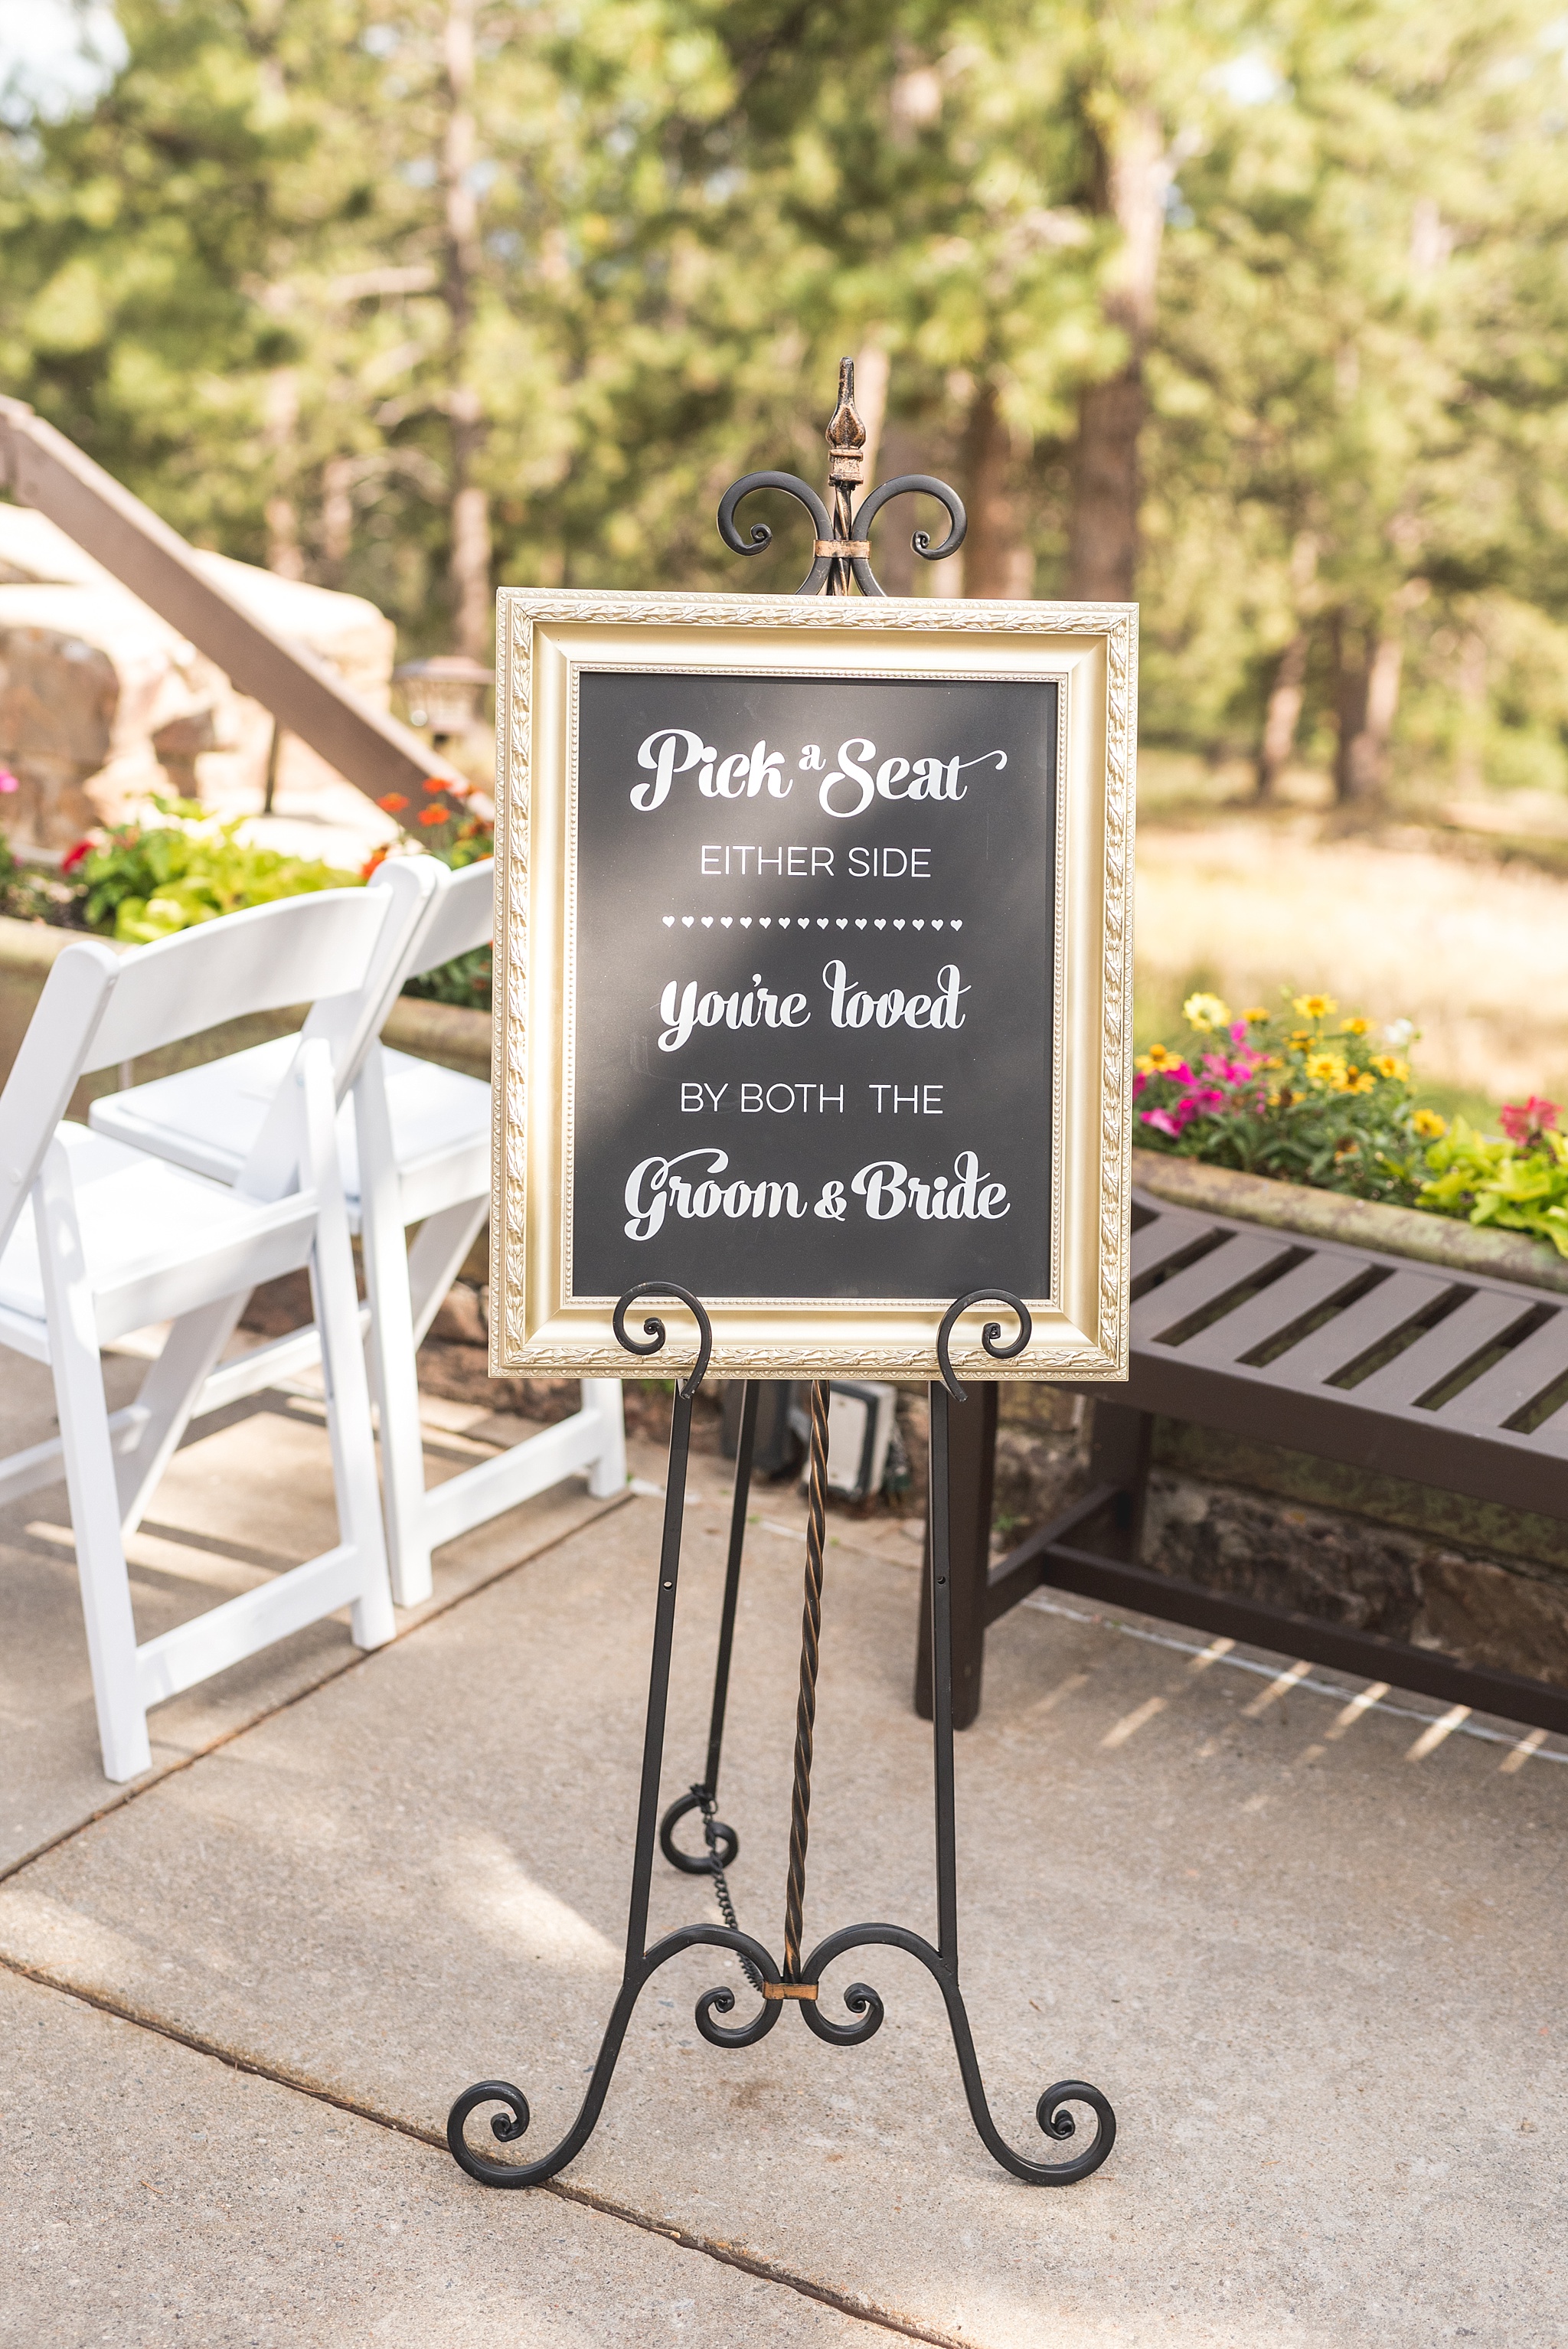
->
[782,1378,831,1979]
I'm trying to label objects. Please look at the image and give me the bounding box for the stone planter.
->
[0,910,492,1114]
[1131,1145,1568,1295]
[1127,1147,1568,1688]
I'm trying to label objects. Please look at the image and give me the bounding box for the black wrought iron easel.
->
[448,367,1116,2190]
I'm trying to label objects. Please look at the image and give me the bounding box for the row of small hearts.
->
[660,916,962,932]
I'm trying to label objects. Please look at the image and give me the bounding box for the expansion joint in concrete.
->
[0,1948,979,2349]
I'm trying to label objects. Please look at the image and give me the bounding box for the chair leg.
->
[583,1380,627,1499]
[354,1056,433,1607]
[407,1198,490,1347]
[115,1291,250,1537]
[302,1049,395,1651]
[34,1144,151,1782]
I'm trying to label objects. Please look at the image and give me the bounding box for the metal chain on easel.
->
[691,1782,762,1990]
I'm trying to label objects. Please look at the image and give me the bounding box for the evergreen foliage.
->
[5,1,1568,789]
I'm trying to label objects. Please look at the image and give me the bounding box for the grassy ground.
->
[1133,753,1568,1129]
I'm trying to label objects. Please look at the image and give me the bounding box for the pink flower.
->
[1141,1108,1184,1137]
[0,765,18,793]
[1500,1096,1559,1143]
[1132,1070,1148,1096]
[1229,1020,1249,1045]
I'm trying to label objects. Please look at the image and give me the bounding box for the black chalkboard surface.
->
[569,668,1057,1305]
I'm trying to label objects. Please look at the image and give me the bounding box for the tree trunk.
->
[263,369,304,582]
[1331,613,1370,802]
[873,422,920,594]
[442,0,491,662]
[1334,590,1418,803]
[1067,108,1167,604]
[854,343,889,490]
[1256,630,1308,799]
[960,384,1033,598]
[1454,626,1487,794]
[321,454,354,579]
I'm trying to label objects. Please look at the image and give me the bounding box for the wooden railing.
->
[0,395,463,809]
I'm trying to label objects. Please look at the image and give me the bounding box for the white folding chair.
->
[0,890,407,1782]
[92,858,626,1608]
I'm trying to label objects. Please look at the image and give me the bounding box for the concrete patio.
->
[2,1348,1565,2348]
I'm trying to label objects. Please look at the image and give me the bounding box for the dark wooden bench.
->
[918,1185,1568,1736]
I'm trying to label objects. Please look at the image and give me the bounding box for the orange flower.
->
[361,848,390,880]
[422,776,449,793]
[377,792,409,814]
[418,805,450,826]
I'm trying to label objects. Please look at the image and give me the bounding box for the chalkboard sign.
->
[491,592,1135,1385]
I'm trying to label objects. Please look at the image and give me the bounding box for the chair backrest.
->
[294,853,443,1092]
[0,885,397,1256]
[86,888,390,1075]
[235,854,449,1203]
[404,857,495,980]
[0,936,120,1259]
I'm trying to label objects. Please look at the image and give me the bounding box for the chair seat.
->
[0,1124,316,1346]
[91,1040,491,1213]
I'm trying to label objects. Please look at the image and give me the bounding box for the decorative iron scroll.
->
[716,358,966,598]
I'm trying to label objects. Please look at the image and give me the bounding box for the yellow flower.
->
[1292,993,1338,1021]
[1242,1006,1269,1024]
[1340,1016,1370,1036]
[1183,992,1232,1032]
[1412,1109,1448,1139]
[1344,1068,1377,1096]
[1371,1053,1408,1082]
[1305,1052,1345,1087]
[1138,1043,1174,1073]
[1288,1030,1313,1050]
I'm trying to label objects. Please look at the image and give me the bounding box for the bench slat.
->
[1255,1267,1449,1392]
[1132,1232,1298,1347]
[1174,1248,1368,1369]
[1436,1303,1568,1433]
[1349,1286,1537,1410]
[1527,1397,1568,1459]
[1130,1208,1216,1283]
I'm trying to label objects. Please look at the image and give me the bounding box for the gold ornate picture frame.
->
[488,588,1135,1385]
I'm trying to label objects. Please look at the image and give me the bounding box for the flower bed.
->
[1136,990,1568,1259]
[0,779,496,1011]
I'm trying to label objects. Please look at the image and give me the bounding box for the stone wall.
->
[1141,1465,1568,1687]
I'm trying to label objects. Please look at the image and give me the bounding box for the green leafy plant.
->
[401,941,492,1009]
[0,825,50,922]
[372,777,494,1009]
[64,800,359,944]
[1419,1098,1568,1257]
[1134,990,1448,1206]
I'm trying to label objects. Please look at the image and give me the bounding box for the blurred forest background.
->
[7,0,1568,1115]
[7,0,1568,803]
